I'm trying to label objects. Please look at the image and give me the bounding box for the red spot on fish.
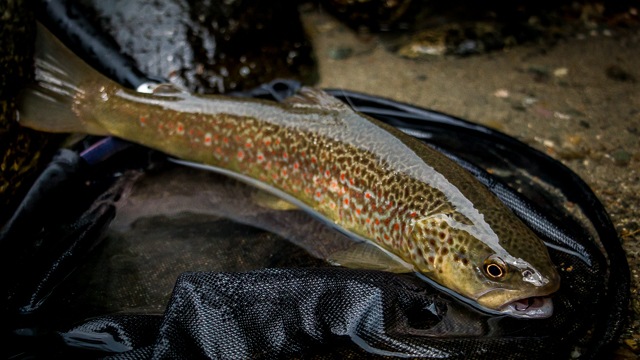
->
[275,139,281,145]
[344,198,349,206]
[325,170,330,177]
[204,133,212,146]
[350,178,355,185]
[215,147,222,154]
[366,218,371,223]
[237,150,245,160]
[293,162,299,170]
[264,140,271,146]
[139,116,146,124]
[283,152,288,160]
[176,123,184,134]
[223,137,229,144]
[375,218,380,225]
[316,191,322,198]
[311,156,317,164]
[282,168,288,176]
[393,223,400,231]
[300,151,306,157]
[356,208,361,215]
[365,193,371,199]
[410,212,417,218]
[384,234,390,241]
[272,173,279,180]
[257,154,264,161]
[245,142,252,148]
[340,173,346,182]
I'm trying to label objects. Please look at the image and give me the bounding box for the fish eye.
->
[483,256,507,279]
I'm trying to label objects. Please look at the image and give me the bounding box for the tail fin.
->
[17,23,110,135]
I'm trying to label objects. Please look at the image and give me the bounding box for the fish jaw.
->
[475,278,560,319]
[498,296,554,319]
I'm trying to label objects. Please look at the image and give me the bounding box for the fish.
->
[17,23,560,318]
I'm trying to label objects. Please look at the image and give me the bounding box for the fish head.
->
[410,212,560,318]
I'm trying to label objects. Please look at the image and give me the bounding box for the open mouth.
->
[499,296,554,319]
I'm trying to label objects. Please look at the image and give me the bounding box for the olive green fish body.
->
[18,24,560,318]
[85,86,447,259]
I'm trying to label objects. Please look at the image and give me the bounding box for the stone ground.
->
[301,8,639,359]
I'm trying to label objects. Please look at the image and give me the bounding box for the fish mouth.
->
[498,296,554,319]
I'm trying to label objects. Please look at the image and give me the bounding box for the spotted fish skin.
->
[96,87,490,268]
[18,23,560,318]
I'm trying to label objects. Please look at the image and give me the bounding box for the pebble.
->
[328,46,353,60]
[494,89,510,98]
[553,67,568,77]
[611,149,632,166]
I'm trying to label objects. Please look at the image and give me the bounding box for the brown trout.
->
[18,24,560,318]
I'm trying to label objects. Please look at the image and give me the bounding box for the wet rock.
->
[77,0,317,94]
[397,21,510,59]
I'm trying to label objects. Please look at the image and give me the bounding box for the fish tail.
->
[17,22,109,135]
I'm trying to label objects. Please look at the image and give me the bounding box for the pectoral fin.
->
[328,242,413,273]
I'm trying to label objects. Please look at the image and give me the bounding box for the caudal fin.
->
[17,23,109,135]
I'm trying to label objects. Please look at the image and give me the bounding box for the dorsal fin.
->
[150,83,187,96]
[283,87,350,111]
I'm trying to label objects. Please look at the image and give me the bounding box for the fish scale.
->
[17,23,561,318]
